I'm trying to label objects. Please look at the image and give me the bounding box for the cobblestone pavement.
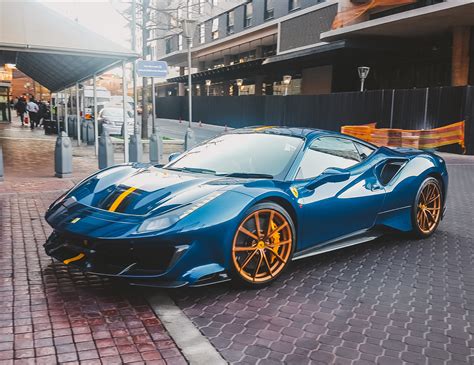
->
[171,156,474,365]
[0,191,186,365]
[0,123,99,194]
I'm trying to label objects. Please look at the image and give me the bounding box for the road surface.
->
[149,118,230,144]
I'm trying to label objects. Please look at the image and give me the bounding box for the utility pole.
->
[132,0,138,133]
[129,0,143,162]
[141,0,150,139]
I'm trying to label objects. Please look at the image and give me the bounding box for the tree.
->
[116,0,212,139]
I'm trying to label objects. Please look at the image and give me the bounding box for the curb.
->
[146,290,227,365]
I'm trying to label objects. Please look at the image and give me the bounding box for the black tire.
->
[230,202,295,288]
[411,177,443,238]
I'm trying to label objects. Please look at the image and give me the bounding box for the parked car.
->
[97,107,135,136]
[44,127,448,288]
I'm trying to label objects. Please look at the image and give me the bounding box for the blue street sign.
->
[136,60,168,78]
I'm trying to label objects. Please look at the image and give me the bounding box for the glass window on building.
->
[227,11,235,35]
[178,34,183,50]
[273,78,301,95]
[244,2,253,27]
[212,18,219,39]
[289,0,300,11]
[199,24,205,44]
[193,0,203,14]
[264,0,274,20]
[169,12,178,29]
[165,37,172,54]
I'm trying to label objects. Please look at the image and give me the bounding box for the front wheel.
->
[412,177,443,238]
[230,202,295,288]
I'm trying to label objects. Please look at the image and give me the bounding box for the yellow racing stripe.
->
[108,187,137,212]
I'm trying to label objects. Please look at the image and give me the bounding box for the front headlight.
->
[137,191,224,233]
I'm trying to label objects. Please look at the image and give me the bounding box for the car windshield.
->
[165,133,303,178]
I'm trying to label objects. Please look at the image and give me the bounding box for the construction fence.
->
[156,85,474,154]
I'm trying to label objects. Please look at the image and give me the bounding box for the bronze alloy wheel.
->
[232,205,294,285]
[416,179,442,235]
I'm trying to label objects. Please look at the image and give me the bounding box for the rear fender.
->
[375,155,442,232]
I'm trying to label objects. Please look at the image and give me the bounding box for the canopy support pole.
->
[122,61,129,163]
[76,83,80,147]
[56,92,60,133]
[151,77,156,134]
[93,74,98,156]
[64,89,69,135]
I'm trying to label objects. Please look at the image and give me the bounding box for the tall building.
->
[151,0,474,96]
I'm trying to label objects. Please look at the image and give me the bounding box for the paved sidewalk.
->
[172,155,474,365]
[0,123,187,364]
[0,193,187,365]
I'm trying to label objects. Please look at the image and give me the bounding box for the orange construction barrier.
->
[341,121,465,151]
[340,123,375,142]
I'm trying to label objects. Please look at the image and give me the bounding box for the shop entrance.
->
[0,83,11,122]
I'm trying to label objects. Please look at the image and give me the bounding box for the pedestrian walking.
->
[15,97,26,125]
[38,100,48,127]
[26,97,39,130]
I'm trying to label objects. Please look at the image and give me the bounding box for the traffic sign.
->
[136,60,168,78]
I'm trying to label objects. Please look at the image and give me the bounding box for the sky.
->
[40,0,131,49]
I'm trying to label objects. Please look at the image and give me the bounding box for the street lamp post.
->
[283,75,292,96]
[236,79,243,96]
[358,66,370,92]
[205,79,211,96]
[181,18,197,150]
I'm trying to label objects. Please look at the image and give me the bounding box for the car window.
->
[354,142,375,160]
[296,137,361,180]
[167,133,303,178]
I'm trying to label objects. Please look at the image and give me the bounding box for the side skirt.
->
[292,229,384,261]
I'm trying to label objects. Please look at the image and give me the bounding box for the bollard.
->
[149,132,163,164]
[67,116,74,138]
[86,121,95,145]
[0,145,4,182]
[129,134,143,162]
[80,118,87,144]
[184,127,196,151]
[54,131,73,178]
[98,130,114,169]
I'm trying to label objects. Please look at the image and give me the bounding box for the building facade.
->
[149,0,473,97]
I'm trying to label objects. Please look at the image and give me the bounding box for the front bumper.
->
[44,229,231,288]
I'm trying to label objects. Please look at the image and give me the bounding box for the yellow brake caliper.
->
[269,220,280,264]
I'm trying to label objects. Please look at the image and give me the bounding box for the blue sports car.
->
[44,127,448,288]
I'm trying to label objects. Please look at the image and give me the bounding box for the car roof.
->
[232,126,341,139]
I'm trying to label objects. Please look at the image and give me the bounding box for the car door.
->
[294,137,386,250]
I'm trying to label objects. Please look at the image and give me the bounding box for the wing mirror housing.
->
[168,152,181,162]
[305,167,351,190]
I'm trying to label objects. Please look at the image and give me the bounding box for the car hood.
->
[62,164,243,216]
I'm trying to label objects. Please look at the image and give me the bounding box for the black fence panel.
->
[155,86,474,154]
[464,86,474,155]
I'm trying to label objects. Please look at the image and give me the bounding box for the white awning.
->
[0,1,139,91]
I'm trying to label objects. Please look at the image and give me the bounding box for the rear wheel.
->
[230,202,295,288]
[412,177,443,238]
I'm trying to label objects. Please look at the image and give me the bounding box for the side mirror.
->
[168,152,181,162]
[305,167,350,190]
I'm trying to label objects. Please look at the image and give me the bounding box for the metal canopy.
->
[0,1,138,91]
[167,59,264,83]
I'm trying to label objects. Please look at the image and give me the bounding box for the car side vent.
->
[379,160,407,185]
